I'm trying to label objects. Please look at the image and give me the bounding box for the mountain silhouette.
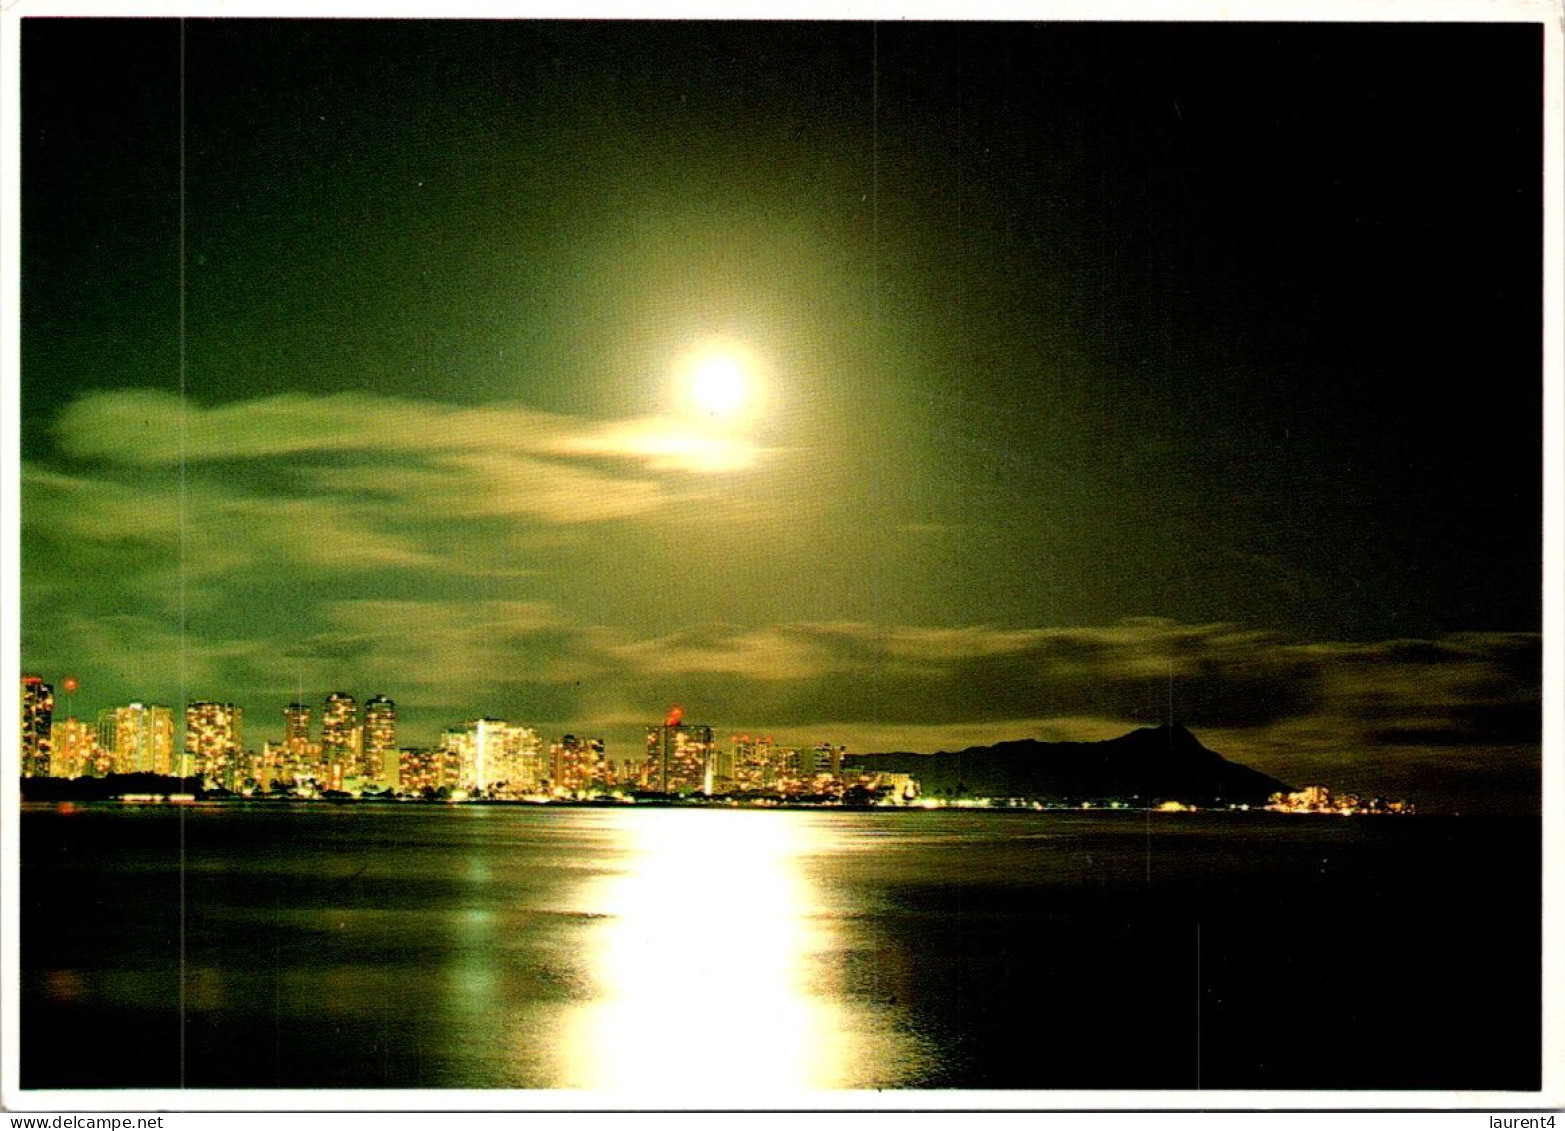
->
[847,724,1291,805]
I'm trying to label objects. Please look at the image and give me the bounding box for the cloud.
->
[25,610,278,704]
[23,465,452,583]
[604,624,839,682]
[307,452,669,524]
[598,619,1318,729]
[294,598,592,694]
[22,467,184,541]
[594,618,1538,809]
[31,392,766,627]
[595,620,1538,736]
[22,390,778,736]
[54,389,762,476]
[21,425,1540,813]
[548,418,761,473]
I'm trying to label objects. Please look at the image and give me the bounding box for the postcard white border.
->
[2,0,1560,1115]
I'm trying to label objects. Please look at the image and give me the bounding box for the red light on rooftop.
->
[665,704,684,727]
[62,676,80,694]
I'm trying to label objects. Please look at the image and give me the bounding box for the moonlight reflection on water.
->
[563,810,925,1095]
[18,805,1540,1093]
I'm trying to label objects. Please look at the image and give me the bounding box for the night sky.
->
[17,19,1543,811]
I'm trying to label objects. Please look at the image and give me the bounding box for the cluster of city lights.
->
[17,677,918,804]
[20,676,1408,812]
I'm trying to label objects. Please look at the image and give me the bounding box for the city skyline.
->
[0,669,1455,813]
[22,673,902,800]
[20,675,845,769]
[29,670,1397,811]
[15,20,1544,816]
[21,674,860,760]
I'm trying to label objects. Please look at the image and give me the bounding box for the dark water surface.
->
[21,804,1540,1092]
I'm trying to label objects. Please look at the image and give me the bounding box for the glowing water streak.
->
[562,810,853,1098]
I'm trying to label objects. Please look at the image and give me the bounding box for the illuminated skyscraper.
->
[185,701,244,789]
[551,734,608,793]
[21,676,55,777]
[773,746,805,793]
[281,702,319,783]
[321,693,361,789]
[398,747,455,793]
[49,717,101,778]
[258,740,289,788]
[98,702,176,775]
[442,718,542,794]
[283,702,312,745]
[389,750,441,797]
[363,696,397,781]
[645,708,715,794]
[810,743,846,777]
[711,740,736,791]
[732,734,781,792]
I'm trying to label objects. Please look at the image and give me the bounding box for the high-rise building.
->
[49,717,101,778]
[809,743,846,777]
[645,717,716,794]
[258,740,290,789]
[98,702,176,775]
[321,693,361,789]
[773,746,805,793]
[441,727,475,788]
[795,742,849,795]
[21,676,55,777]
[185,701,244,789]
[283,702,312,745]
[711,740,736,791]
[443,719,543,794]
[732,734,780,792]
[550,734,608,793]
[398,747,456,793]
[281,702,319,784]
[363,696,397,781]
[723,737,841,794]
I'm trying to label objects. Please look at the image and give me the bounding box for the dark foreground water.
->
[21,804,1541,1093]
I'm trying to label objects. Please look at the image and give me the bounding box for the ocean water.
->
[19,803,1541,1094]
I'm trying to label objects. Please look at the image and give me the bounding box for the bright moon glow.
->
[690,355,749,416]
[679,344,764,423]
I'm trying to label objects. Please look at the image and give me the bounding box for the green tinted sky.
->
[17,19,1544,811]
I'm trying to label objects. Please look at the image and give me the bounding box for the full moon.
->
[689,354,749,417]
[679,343,765,422]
